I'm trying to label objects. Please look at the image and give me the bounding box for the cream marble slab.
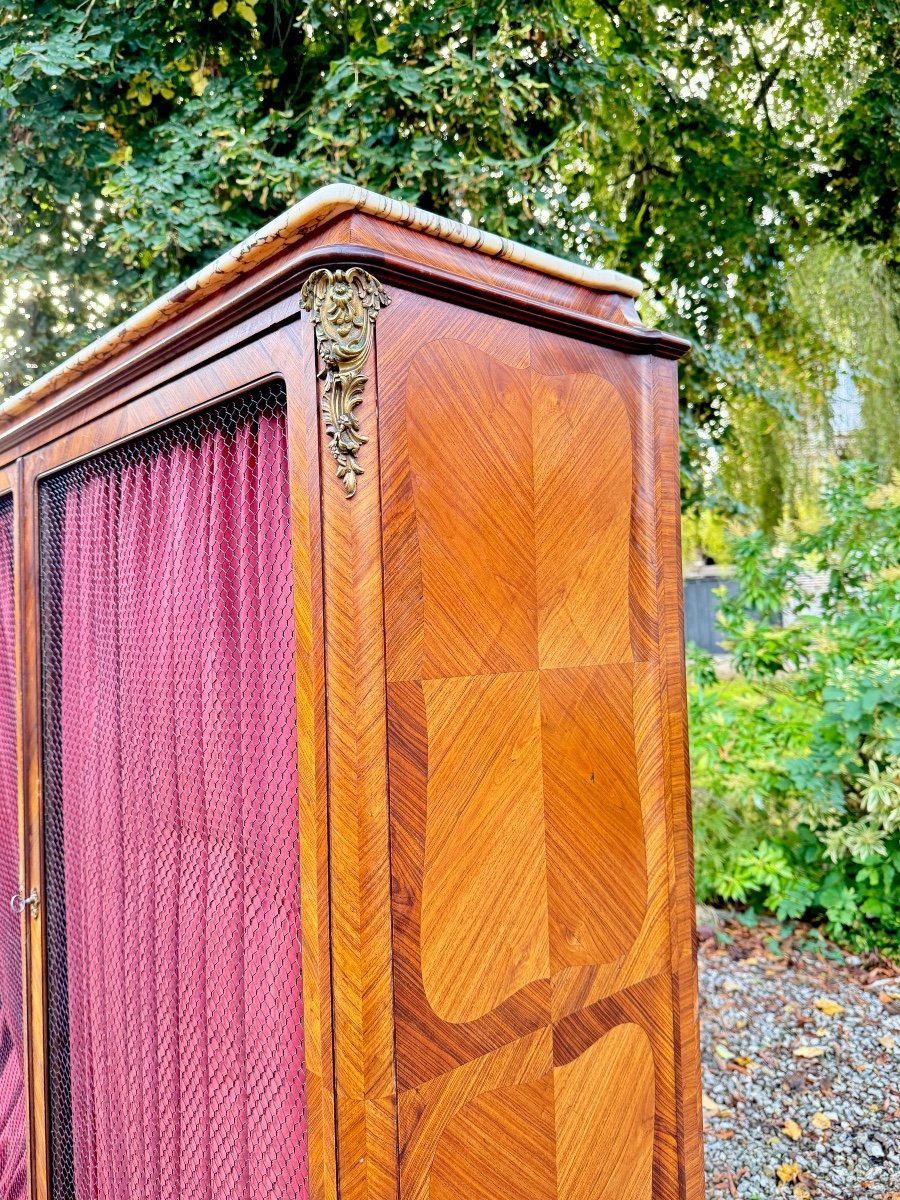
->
[1,183,642,421]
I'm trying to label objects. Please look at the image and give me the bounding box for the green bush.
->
[688,462,900,953]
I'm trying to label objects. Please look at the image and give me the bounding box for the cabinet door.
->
[19,319,335,1200]
[372,293,702,1200]
[0,484,27,1200]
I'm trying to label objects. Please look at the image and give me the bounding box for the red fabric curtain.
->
[0,497,26,1200]
[55,404,307,1200]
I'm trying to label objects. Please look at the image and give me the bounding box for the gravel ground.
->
[699,915,900,1200]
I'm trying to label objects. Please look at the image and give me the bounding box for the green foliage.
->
[681,507,733,567]
[812,1,900,263]
[689,462,900,952]
[0,0,898,520]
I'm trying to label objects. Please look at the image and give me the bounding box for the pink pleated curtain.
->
[45,391,307,1200]
[0,496,26,1200]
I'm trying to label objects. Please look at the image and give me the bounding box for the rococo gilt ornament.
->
[300,267,390,496]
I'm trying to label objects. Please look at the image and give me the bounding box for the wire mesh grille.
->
[40,382,308,1200]
[0,493,27,1200]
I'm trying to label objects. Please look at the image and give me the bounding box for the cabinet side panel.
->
[377,292,701,1200]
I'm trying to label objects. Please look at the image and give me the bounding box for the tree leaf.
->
[813,997,845,1017]
[782,1118,803,1141]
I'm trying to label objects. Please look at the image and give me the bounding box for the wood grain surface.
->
[369,290,701,1200]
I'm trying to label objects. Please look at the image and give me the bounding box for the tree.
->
[1,0,898,514]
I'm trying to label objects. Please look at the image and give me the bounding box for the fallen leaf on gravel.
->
[782,1118,803,1141]
[777,1162,801,1183]
[732,1055,754,1068]
[702,1093,721,1115]
[813,997,845,1016]
[810,1111,832,1131]
[715,1043,733,1060]
[878,1034,896,1050]
[714,1129,735,1139]
[793,1187,811,1200]
[794,1045,827,1058]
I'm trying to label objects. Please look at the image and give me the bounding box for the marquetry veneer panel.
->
[378,299,686,1200]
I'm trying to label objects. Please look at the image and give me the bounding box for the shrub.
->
[689,462,900,953]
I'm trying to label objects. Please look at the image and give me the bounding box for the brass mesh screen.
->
[39,382,308,1200]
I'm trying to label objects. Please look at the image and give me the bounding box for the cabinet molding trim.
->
[0,246,688,464]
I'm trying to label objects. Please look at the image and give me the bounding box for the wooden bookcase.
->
[0,186,702,1200]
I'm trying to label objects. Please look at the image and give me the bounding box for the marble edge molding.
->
[0,183,644,422]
